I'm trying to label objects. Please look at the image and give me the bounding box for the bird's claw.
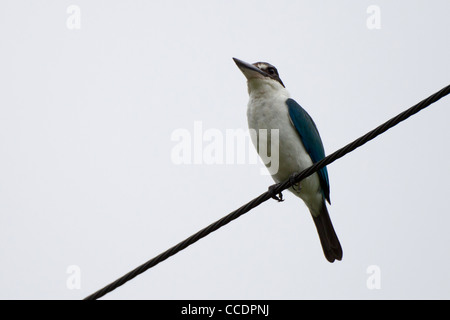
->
[268,184,284,202]
[289,174,301,192]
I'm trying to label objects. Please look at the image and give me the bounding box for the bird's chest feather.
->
[247,93,314,183]
[243,76,323,210]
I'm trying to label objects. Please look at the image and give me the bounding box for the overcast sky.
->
[1,0,449,300]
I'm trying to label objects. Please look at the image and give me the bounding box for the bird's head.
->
[233,58,285,94]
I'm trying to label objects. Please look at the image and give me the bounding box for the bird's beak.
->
[233,57,267,80]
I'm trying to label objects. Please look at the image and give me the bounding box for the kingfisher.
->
[233,58,342,263]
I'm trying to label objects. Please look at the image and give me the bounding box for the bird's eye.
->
[267,68,276,75]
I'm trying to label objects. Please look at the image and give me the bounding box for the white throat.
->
[247,78,290,105]
[247,78,289,100]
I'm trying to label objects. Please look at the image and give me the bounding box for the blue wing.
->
[286,98,330,203]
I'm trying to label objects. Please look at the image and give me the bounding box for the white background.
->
[0,0,449,299]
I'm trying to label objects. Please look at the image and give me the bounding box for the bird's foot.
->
[268,184,284,202]
[289,174,301,192]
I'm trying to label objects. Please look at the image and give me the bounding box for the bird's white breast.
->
[246,78,323,213]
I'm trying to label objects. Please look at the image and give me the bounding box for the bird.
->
[233,57,342,263]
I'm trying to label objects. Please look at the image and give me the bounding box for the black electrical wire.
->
[84,84,450,300]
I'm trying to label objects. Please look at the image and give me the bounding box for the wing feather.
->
[286,98,330,203]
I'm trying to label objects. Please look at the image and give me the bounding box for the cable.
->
[84,84,450,300]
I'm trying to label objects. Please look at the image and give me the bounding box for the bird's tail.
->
[312,203,343,263]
